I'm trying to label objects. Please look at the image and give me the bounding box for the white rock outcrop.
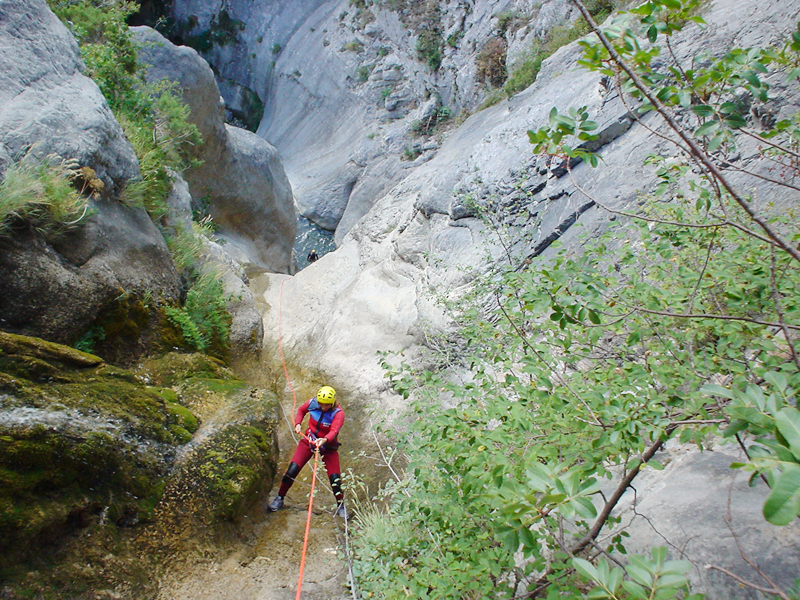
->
[0,0,140,192]
[0,0,181,358]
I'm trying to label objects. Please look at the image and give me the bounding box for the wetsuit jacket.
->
[296,398,344,448]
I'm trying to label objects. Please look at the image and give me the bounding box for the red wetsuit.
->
[277,398,345,499]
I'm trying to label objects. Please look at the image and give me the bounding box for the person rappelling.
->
[267,385,347,518]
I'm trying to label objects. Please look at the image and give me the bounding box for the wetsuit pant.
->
[277,438,343,504]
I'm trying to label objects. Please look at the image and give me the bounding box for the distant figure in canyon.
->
[307,249,319,263]
[267,385,347,517]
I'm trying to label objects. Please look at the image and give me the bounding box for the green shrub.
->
[411,105,452,136]
[355,9,800,599]
[341,39,365,52]
[503,49,544,96]
[48,0,232,361]
[0,154,92,238]
[48,0,202,224]
[496,3,614,101]
[415,28,442,70]
[165,271,231,356]
[357,64,373,82]
[495,9,529,35]
[446,29,464,48]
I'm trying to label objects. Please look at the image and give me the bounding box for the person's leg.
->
[322,450,345,516]
[279,441,313,496]
[268,440,312,510]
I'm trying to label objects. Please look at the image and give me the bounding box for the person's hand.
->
[295,424,302,435]
[315,437,327,449]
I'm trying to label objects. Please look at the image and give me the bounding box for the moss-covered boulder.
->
[0,334,279,598]
[0,331,191,573]
[136,352,279,528]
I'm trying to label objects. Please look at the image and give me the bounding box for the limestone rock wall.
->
[133,26,296,273]
[167,0,584,240]
[0,0,140,193]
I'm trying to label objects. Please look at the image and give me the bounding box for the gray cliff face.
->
[133,26,296,273]
[0,0,140,193]
[252,0,800,596]
[0,0,181,354]
[167,0,583,240]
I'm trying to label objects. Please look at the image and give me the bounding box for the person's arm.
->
[295,400,311,434]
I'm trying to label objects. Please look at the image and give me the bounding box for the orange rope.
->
[295,449,320,600]
[278,278,317,599]
[279,278,299,416]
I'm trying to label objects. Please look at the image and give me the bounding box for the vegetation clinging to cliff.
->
[0,155,97,238]
[353,1,800,598]
[46,0,234,360]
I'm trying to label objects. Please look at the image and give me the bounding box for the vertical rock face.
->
[0,0,181,355]
[133,26,296,273]
[0,0,140,193]
[166,0,583,239]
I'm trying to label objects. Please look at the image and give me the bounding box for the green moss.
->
[157,387,179,403]
[136,352,236,387]
[192,423,276,521]
[0,338,275,597]
[166,402,199,434]
[0,334,188,569]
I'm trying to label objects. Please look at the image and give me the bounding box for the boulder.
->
[0,0,139,193]
[609,445,800,598]
[0,200,181,355]
[133,26,296,273]
[164,172,264,357]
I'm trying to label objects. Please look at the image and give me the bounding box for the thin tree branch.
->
[704,564,791,599]
[740,127,800,161]
[526,425,679,598]
[770,245,800,370]
[570,0,800,265]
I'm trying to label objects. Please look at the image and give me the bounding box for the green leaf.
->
[691,105,715,117]
[694,120,719,137]
[700,384,736,399]
[572,496,598,519]
[621,580,648,600]
[626,563,653,587]
[775,408,800,461]
[573,557,599,582]
[763,465,800,525]
[519,526,537,549]
[763,371,788,393]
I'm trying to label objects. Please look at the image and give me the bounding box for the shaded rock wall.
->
[133,26,296,273]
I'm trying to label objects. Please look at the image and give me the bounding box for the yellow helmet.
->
[316,385,336,404]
